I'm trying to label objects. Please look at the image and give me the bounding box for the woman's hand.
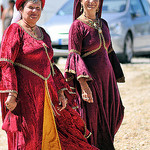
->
[5,93,17,111]
[79,78,93,103]
[58,90,68,111]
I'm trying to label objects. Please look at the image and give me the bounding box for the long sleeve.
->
[0,23,21,94]
[108,43,125,82]
[102,19,125,83]
[65,21,93,90]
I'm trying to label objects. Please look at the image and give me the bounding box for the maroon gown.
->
[0,23,99,150]
[65,17,125,149]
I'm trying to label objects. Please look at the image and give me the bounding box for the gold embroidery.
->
[85,132,92,139]
[0,58,14,64]
[0,90,18,94]
[69,49,81,55]
[45,80,61,116]
[101,33,108,52]
[65,69,76,74]
[15,62,51,80]
[43,43,55,76]
[77,17,109,57]
[77,75,93,81]
[70,87,76,90]
[17,23,44,41]
[82,33,102,58]
[78,16,102,32]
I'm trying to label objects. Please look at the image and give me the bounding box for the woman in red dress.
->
[65,0,125,149]
[0,0,99,149]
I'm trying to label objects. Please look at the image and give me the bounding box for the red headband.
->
[16,0,45,10]
[73,0,103,21]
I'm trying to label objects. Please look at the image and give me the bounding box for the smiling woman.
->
[0,0,100,149]
[65,0,125,149]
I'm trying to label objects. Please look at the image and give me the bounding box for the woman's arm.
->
[5,92,17,111]
[78,78,93,103]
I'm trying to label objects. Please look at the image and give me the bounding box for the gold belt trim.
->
[0,58,51,81]
[82,33,102,58]
[69,49,81,55]
[14,62,51,80]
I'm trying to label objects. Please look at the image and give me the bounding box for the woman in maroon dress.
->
[0,0,99,149]
[65,0,125,149]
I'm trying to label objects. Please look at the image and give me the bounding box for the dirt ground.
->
[0,57,150,150]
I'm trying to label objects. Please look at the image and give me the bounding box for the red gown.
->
[65,18,125,149]
[0,23,99,150]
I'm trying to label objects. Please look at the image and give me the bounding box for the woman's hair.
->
[9,0,15,3]
[21,0,42,9]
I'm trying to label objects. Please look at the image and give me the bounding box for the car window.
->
[57,0,73,16]
[141,0,150,15]
[130,0,145,17]
[102,0,127,13]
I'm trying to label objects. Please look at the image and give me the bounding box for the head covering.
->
[16,0,45,10]
[73,0,104,21]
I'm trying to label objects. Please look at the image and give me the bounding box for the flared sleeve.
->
[0,23,21,94]
[65,21,93,91]
[103,19,125,83]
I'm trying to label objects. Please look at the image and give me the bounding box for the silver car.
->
[43,0,150,63]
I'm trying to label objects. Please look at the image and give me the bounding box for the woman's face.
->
[20,1,42,24]
[81,0,99,13]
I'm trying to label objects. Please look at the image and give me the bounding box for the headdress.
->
[16,0,45,10]
[73,0,104,21]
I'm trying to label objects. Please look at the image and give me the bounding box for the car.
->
[42,0,150,63]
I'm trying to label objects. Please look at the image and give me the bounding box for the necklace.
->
[83,14,102,33]
[22,19,37,37]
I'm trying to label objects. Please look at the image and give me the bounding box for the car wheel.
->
[123,33,133,63]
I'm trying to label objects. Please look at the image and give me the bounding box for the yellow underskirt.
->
[42,80,61,150]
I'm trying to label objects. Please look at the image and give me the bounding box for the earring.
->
[96,8,99,12]
[80,5,83,12]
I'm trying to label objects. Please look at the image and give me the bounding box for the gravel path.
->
[0,57,150,150]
